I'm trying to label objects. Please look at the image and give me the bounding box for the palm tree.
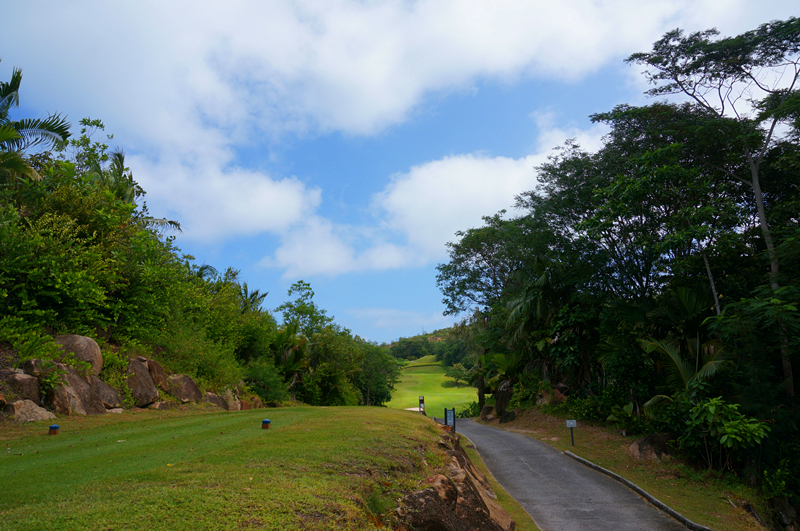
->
[0,64,70,153]
[239,282,268,313]
[1,63,70,188]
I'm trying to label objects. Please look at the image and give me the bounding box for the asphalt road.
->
[456,419,689,531]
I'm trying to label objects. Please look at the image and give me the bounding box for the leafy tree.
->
[275,280,333,337]
[445,363,469,386]
[628,18,800,394]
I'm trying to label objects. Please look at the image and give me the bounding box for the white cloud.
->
[3,0,795,263]
[130,153,321,242]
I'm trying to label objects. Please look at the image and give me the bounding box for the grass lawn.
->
[385,355,477,416]
[480,408,769,531]
[0,405,452,530]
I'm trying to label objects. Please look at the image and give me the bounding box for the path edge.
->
[564,451,715,531]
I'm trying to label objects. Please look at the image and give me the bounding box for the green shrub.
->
[245,358,289,404]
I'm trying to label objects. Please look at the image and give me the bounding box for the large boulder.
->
[87,375,122,409]
[396,430,514,531]
[4,399,56,422]
[480,405,494,421]
[3,372,40,404]
[55,335,103,376]
[168,374,202,403]
[627,433,676,461]
[223,388,240,411]
[204,392,228,410]
[47,364,106,416]
[494,380,513,417]
[125,358,159,407]
[145,358,169,392]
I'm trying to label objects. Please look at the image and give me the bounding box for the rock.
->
[223,388,240,411]
[55,335,103,376]
[145,358,169,392]
[0,393,6,407]
[251,397,263,409]
[107,408,123,414]
[494,380,513,417]
[20,358,47,378]
[550,388,568,404]
[396,430,514,531]
[240,400,252,410]
[773,496,799,528]
[499,410,517,424]
[480,405,494,421]
[168,374,202,403]
[87,375,122,409]
[125,358,159,407]
[148,401,175,411]
[3,372,40,404]
[47,364,106,416]
[4,399,56,422]
[627,433,676,461]
[204,392,228,410]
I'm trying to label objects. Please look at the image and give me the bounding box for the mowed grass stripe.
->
[386,355,476,416]
[0,407,442,530]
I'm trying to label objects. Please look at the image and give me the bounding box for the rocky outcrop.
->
[627,433,676,461]
[144,358,169,391]
[126,358,159,407]
[480,405,494,421]
[396,430,515,531]
[3,372,40,404]
[4,399,56,422]
[87,375,122,409]
[223,388,240,411]
[47,364,106,416]
[55,335,103,376]
[168,374,202,403]
[205,392,228,409]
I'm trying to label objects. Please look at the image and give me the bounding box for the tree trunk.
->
[748,155,794,397]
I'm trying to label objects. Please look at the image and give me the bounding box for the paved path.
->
[456,419,688,531]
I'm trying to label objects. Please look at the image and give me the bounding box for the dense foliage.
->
[437,17,800,502]
[1,73,400,407]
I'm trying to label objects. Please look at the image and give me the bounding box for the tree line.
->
[436,18,800,498]
[1,65,401,407]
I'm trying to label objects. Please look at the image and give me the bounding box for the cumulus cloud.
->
[3,0,795,258]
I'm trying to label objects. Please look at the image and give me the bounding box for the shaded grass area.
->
[479,408,767,531]
[387,355,476,416]
[0,406,448,530]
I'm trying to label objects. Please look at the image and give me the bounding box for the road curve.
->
[456,419,688,531]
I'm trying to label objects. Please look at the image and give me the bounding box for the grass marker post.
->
[262,419,271,430]
[48,424,59,435]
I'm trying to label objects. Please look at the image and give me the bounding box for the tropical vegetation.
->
[435,17,800,509]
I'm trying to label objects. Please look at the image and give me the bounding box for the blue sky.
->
[3,1,796,343]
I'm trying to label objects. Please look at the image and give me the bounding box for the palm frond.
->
[4,115,71,151]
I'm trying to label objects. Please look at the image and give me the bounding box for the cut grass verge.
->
[1,406,453,530]
[479,408,768,531]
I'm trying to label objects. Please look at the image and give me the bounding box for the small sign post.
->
[419,396,425,413]
[444,408,456,432]
[566,419,577,446]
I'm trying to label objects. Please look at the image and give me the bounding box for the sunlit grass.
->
[386,355,476,416]
[0,406,444,530]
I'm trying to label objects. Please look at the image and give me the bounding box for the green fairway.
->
[0,406,444,530]
[386,355,477,417]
